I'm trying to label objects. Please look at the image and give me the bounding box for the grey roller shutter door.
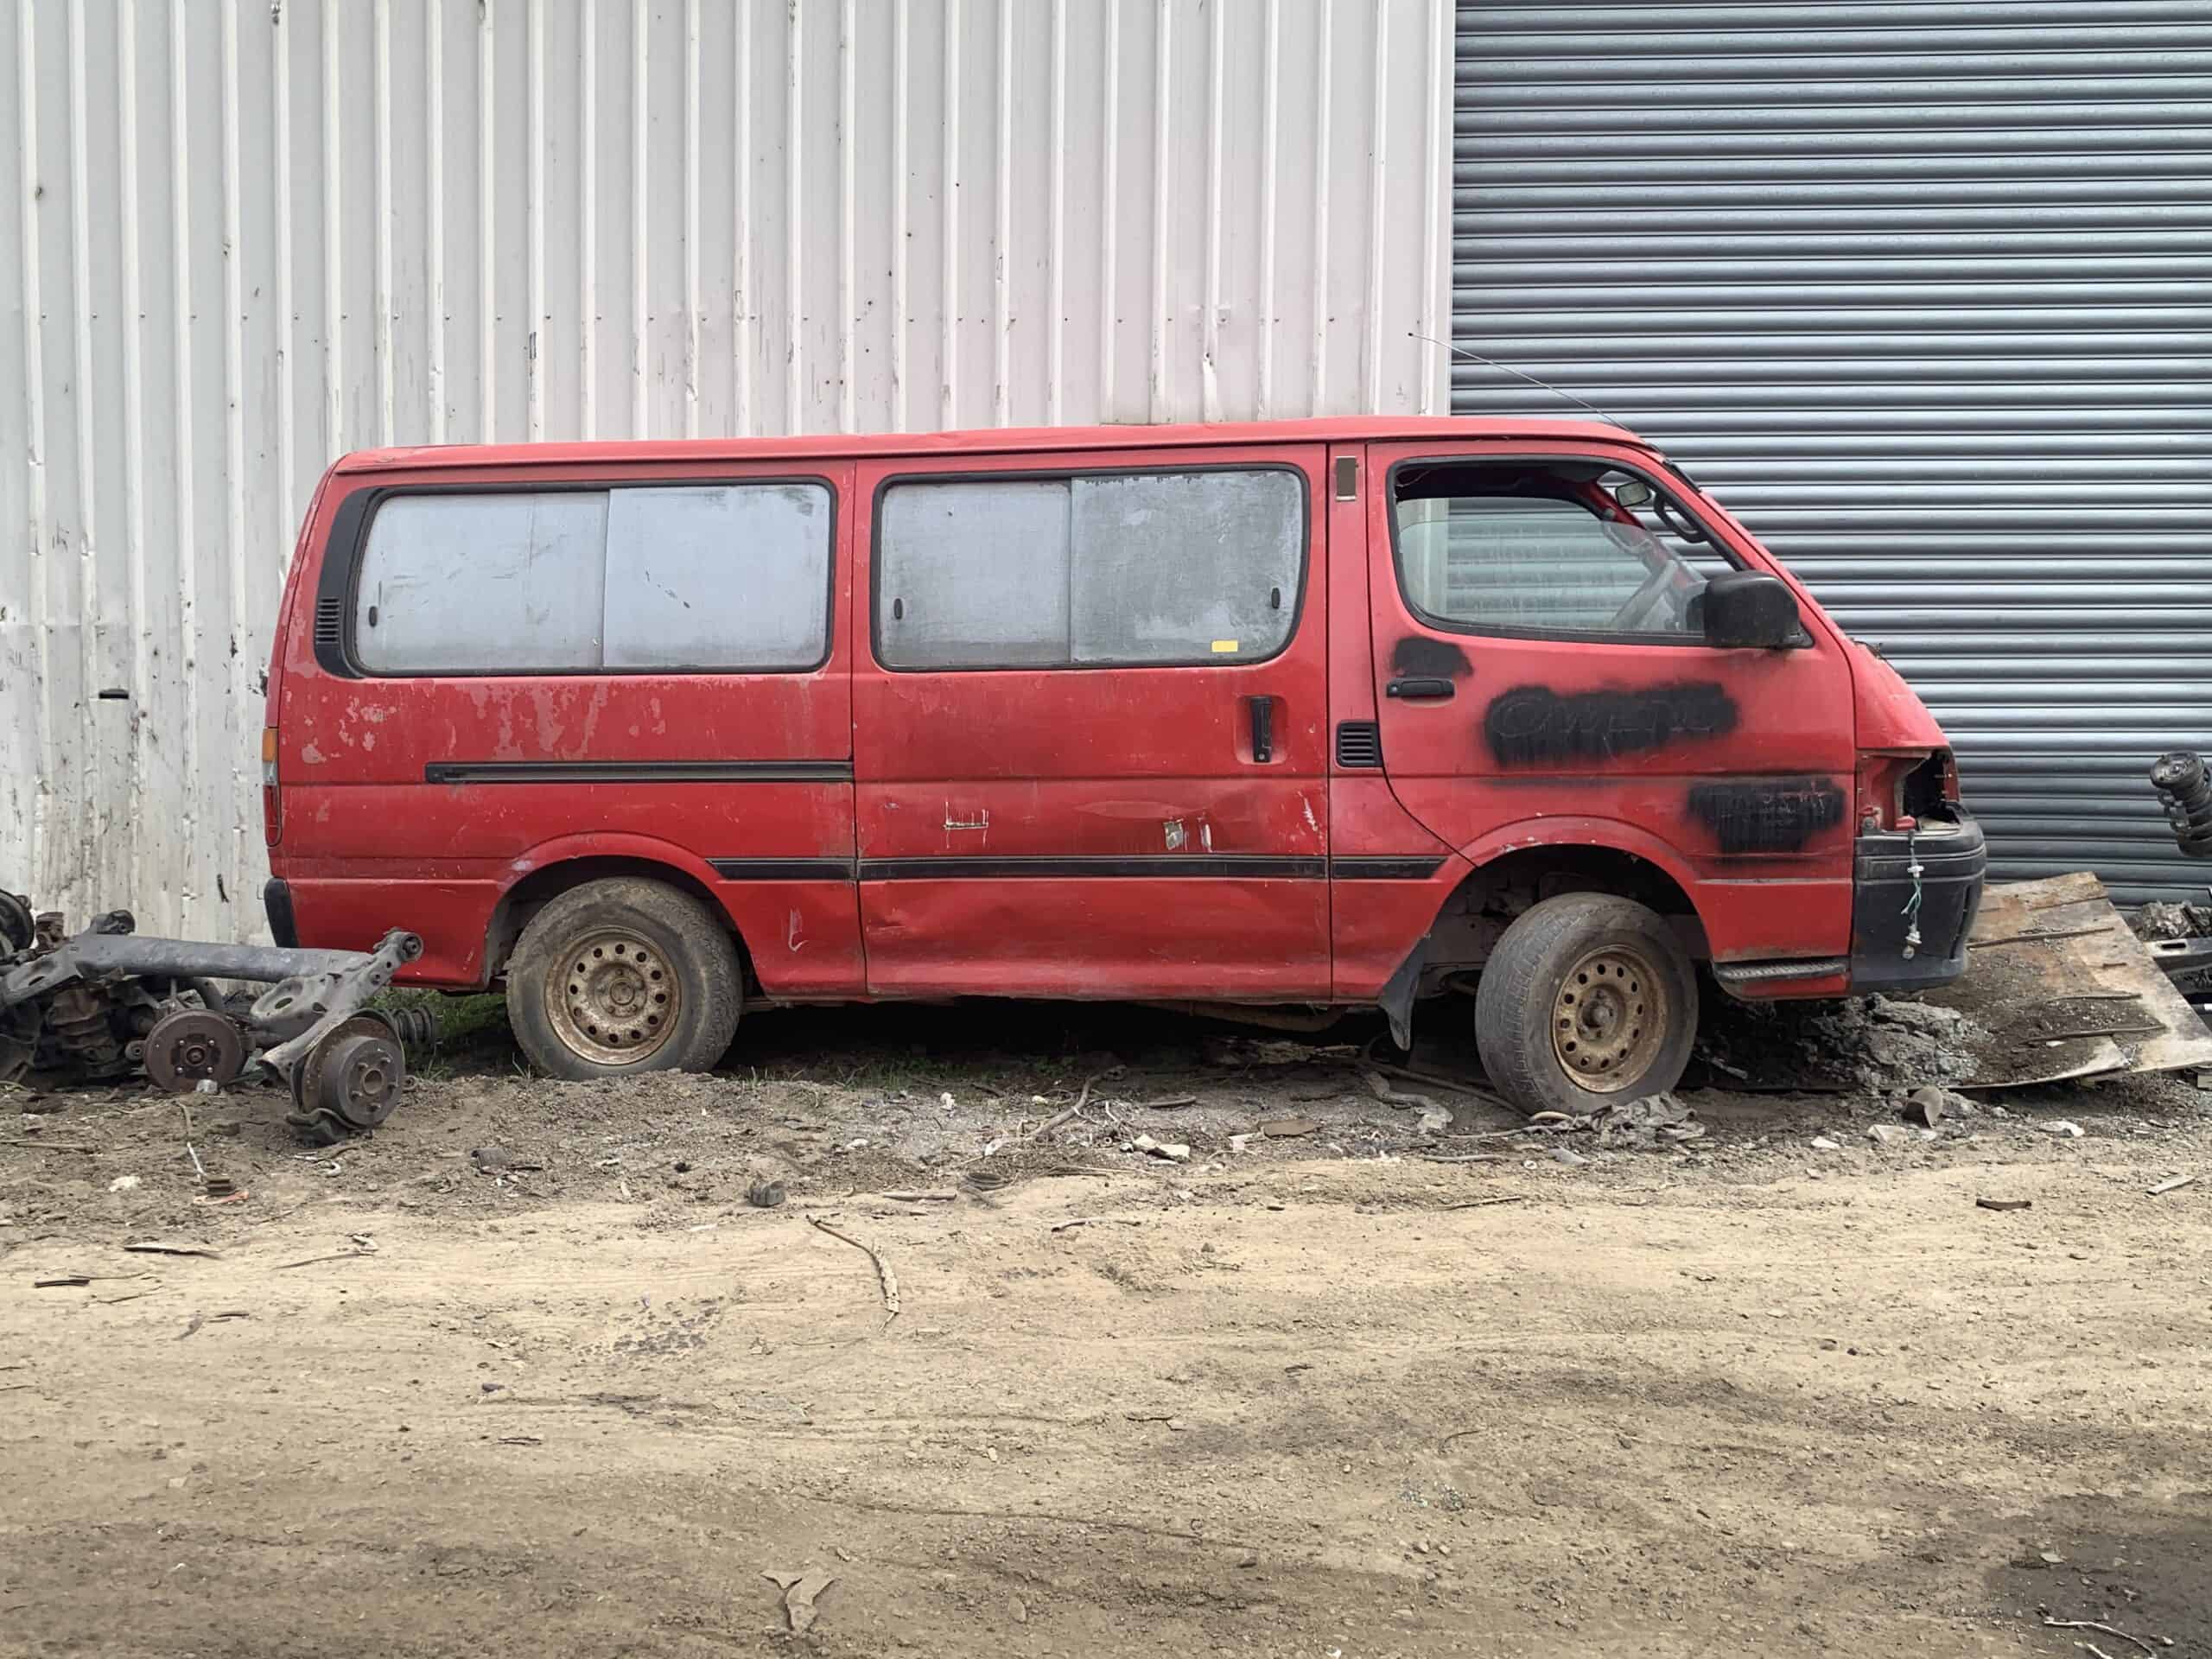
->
[1452,2,2212,905]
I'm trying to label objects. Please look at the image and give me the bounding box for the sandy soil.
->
[3,1001,2209,1657]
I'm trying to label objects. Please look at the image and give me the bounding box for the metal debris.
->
[1588,1092,1705,1150]
[0,890,433,1144]
[2149,750,2212,859]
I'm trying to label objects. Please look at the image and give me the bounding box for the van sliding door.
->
[850,447,1332,999]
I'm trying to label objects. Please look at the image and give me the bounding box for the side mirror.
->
[1701,571,1800,650]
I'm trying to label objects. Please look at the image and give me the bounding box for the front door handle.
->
[1386,677,1457,701]
[1249,695,1275,763]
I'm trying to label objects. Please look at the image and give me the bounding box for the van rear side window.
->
[874,467,1304,670]
[353,482,833,675]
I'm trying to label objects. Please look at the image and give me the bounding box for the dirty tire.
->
[505,878,742,1081]
[1473,893,1696,1117]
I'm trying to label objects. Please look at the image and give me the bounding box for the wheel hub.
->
[549,931,679,1065]
[286,1013,411,1134]
[143,1008,247,1093]
[1551,945,1665,1094]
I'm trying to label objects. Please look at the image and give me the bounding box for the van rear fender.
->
[487,834,748,982]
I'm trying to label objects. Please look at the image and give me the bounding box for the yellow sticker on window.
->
[1211,639,1240,653]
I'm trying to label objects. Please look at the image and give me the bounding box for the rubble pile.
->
[1806,996,1988,1092]
[1585,1090,1707,1150]
[1696,993,1989,1096]
[2131,900,2212,943]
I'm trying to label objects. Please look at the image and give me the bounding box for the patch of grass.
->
[368,988,515,1077]
[372,986,510,1043]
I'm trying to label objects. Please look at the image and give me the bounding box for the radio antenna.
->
[1407,330,1621,427]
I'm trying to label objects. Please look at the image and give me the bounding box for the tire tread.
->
[1473,893,1696,1117]
[505,876,742,1080]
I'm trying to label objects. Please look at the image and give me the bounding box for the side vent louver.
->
[1335,721,1382,769]
[313,596,344,648]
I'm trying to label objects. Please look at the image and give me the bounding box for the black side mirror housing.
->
[1701,571,1801,650]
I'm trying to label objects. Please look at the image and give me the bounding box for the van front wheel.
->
[505,878,743,1079]
[1473,893,1696,1117]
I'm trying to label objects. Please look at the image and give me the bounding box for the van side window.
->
[875,467,1304,670]
[1393,461,1738,640]
[353,482,832,675]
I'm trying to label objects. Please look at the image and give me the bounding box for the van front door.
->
[851,446,1332,999]
[1363,439,1858,970]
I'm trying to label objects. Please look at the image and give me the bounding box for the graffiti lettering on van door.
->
[1687,777,1846,855]
[1389,636,1472,680]
[1483,683,1738,768]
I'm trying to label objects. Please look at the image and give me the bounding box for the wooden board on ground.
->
[1926,872,2212,1087]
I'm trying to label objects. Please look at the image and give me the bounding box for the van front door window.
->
[1392,462,1738,640]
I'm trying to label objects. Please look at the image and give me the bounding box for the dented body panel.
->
[265,415,1978,1014]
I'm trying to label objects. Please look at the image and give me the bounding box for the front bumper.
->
[1849,810,1986,993]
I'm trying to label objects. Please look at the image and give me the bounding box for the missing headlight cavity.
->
[1902,752,1953,822]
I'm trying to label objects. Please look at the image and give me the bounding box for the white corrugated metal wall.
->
[2,0,1453,940]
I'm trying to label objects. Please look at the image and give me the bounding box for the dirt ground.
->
[3,1000,2209,1657]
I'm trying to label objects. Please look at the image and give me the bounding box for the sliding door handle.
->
[1247,690,1282,765]
[1386,677,1456,701]
[1248,695,1276,763]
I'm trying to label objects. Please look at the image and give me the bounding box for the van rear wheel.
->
[505,878,742,1080]
[1473,893,1696,1117]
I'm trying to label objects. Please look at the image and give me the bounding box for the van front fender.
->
[1452,814,1851,968]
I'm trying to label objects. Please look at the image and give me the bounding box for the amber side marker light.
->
[262,728,282,845]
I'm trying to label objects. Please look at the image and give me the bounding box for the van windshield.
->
[1393,461,1740,639]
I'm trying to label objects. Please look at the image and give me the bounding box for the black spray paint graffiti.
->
[1390,636,1472,680]
[1687,778,1847,855]
[1482,683,1738,768]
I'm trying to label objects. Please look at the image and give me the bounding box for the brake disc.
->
[289,1014,407,1131]
[142,1007,247,1093]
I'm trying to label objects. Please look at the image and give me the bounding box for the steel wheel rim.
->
[1550,944,1665,1094]
[547,929,680,1065]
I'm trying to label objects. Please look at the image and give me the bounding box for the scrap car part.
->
[0,891,31,955]
[251,930,425,1065]
[1,933,389,1007]
[0,904,426,1138]
[2140,754,2212,1007]
[39,982,130,1077]
[285,1012,409,1143]
[2144,935,2212,1007]
[2151,751,2212,859]
[142,1007,249,1091]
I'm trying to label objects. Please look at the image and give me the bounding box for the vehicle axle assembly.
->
[0,893,429,1141]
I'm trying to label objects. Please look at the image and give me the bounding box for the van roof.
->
[331,415,1657,474]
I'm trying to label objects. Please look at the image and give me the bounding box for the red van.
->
[261,416,1983,1115]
